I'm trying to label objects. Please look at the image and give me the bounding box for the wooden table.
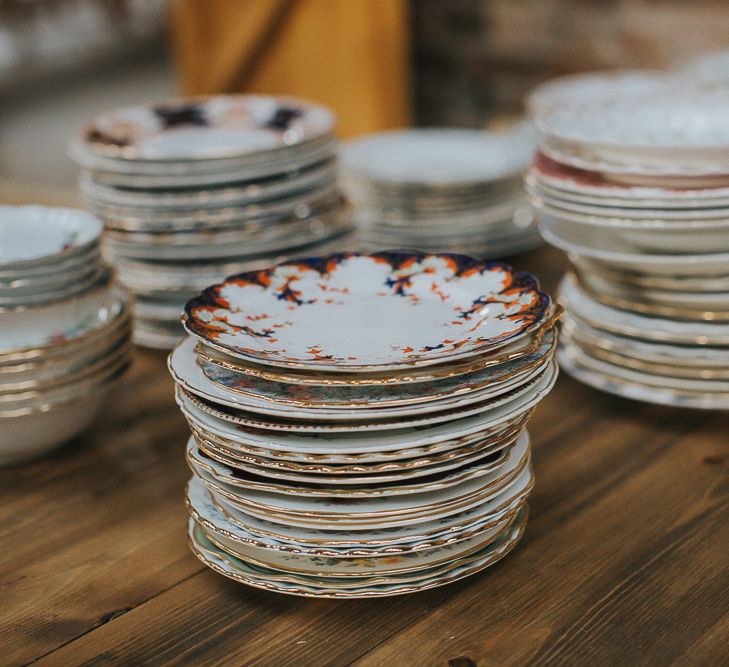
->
[2,246,728,666]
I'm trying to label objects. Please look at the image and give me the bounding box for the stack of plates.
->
[529,83,729,408]
[71,94,353,349]
[0,206,132,464]
[169,251,559,597]
[341,127,541,258]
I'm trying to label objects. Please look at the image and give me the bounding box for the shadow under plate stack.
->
[71,95,353,349]
[169,251,559,597]
[529,78,729,408]
[0,206,132,465]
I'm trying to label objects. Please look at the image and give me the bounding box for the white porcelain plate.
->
[341,125,535,186]
[0,206,101,268]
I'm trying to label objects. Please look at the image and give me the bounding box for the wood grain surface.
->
[1,246,728,667]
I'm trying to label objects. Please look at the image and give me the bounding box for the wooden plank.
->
[352,408,729,666]
[0,351,202,665]
[27,379,683,666]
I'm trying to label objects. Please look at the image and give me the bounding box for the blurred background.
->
[2,0,729,194]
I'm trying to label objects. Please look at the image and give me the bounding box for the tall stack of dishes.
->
[70,95,353,349]
[529,82,729,409]
[341,126,541,258]
[169,251,559,597]
[0,206,132,465]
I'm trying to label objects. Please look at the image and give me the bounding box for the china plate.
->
[541,217,729,276]
[341,126,534,187]
[196,330,555,408]
[0,206,101,269]
[187,510,526,597]
[170,336,552,421]
[528,70,674,117]
[537,86,729,175]
[192,421,522,480]
[192,432,529,514]
[187,476,527,559]
[560,275,729,344]
[175,360,557,435]
[81,160,336,212]
[191,465,533,549]
[78,95,335,161]
[558,341,729,410]
[183,251,550,371]
[178,386,531,461]
[187,432,519,496]
[535,207,729,255]
[528,153,729,207]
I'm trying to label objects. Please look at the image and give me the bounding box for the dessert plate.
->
[196,330,555,408]
[187,511,526,598]
[170,337,553,421]
[183,251,550,371]
[341,127,534,187]
[79,95,335,161]
[560,275,729,344]
[191,465,533,549]
[178,386,532,460]
[0,206,101,269]
[541,217,729,275]
[175,360,557,434]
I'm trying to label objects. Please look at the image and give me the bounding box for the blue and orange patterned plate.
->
[183,251,551,372]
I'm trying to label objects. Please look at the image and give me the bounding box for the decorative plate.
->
[174,362,557,435]
[197,331,554,408]
[169,337,551,421]
[80,95,335,161]
[183,251,550,371]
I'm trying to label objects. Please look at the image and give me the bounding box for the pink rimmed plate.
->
[183,251,551,372]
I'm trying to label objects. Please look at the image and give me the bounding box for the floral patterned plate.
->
[174,360,557,434]
[78,95,335,161]
[183,251,550,371]
[169,336,552,420]
[195,331,554,408]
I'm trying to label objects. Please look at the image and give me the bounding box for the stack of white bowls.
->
[341,126,541,258]
[169,251,559,597]
[529,79,729,409]
[0,206,132,464]
[70,95,353,349]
